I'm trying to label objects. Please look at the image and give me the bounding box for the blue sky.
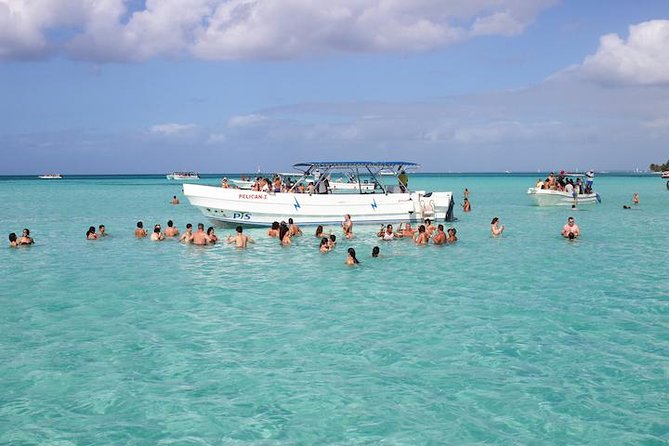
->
[1,0,668,174]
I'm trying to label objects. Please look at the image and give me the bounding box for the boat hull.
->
[527,188,599,206]
[183,184,454,226]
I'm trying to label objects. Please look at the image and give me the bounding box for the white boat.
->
[38,174,63,179]
[166,172,200,181]
[662,171,669,179]
[183,161,454,227]
[527,173,600,206]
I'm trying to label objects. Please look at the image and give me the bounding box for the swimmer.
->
[623,205,631,209]
[86,226,98,240]
[341,214,353,239]
[18,228,34,245]
[164,220,179,237]
[398,222,414,238]
[279,222,291,246]
[98,225,107,237]
[372,246,380,257]
[432,224,447,245]
[226,225,254,248]
[447,228,458,243]
[424,219,436,237]
[319,237,331,253]
[414,225,429,245]
[328,234,337,248]
[207,227,218,244]
[633,193,639,205]
[135,221,147,238]
[561,217,580,238]
[8,232,19,248]
[151,224,164,241]
[464,188,469,199]
[171,195,180,205]
[288,218,302,236]
[192,223,209,245]
[378,224,396,240]
[461,198,471,212]
[268,221,280,238]
[490,217,505,237]
[179,223,193,243]
[346,247,360,265]
[315,225,325,238]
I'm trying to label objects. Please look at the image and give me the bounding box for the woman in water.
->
[86,226,98,240]
[462,198,471,212]
[372,246,380,257]
[490,217,505,237]
[207,227,218,243]
[346,247,360,265]
[341,214,354,239]
[319,237,331,252]
[279,222,292,245]
[315,225,325,238]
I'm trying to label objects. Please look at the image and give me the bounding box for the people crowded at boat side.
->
[535,171,594,194]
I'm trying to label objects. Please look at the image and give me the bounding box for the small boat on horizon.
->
[38,174,63,179]
[662,171,669,179]
[166,172,200,181]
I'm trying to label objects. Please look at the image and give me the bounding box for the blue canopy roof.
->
[293,161,419,169]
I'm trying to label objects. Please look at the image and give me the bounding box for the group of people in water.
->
[132,220,254,248]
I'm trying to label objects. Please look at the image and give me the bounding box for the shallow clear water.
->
[1,174,667,445]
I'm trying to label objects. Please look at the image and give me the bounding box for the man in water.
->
[398,222,415,238]
[288,218,302,236]
[164,220,179,237]
[150,224,165,241]
[227,225,254,248]
[171,195,180,205]
[179,223,193,243]
[414,225,429,245]
[192,223,209,245]
[98,225,107,237]
[135,221,147,238]
[561,217,580,238]
[432,224,447,245]
[8,232,19,247]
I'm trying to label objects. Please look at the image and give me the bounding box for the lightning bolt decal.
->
[371,199,378,210]
[293,197,301,211]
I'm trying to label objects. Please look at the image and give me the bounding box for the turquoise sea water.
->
[1,174,667,445]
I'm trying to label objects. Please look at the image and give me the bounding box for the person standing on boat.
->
[398,170,408,192]
[586,170,595,189]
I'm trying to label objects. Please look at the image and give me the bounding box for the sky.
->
[1,0,668,174]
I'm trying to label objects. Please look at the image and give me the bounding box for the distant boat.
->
[505,170,511,174]
[527,172,600,206]
[662,171,669,179]
[38,174,63,179]
[166,172,200,181]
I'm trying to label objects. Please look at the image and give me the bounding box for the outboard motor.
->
[445,195,455,222]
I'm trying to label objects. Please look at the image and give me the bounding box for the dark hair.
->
[154,226,161,234]
[438,224,444,231]
[347,248,360,264]
[99,224,105,229]
[137,221,143,228]
[329,234,336,242]
[372,246,380,257]
[207,227,214,235]
[491,217,499,224]
[23,228,30,235]
[236,225,243,233]
[272,221,280,230]
[320,237,329,247]
[197,223,204,230]
[418,225,425,233]
[451,228,457,234]
[425,219,431,225]
[167,220,174,227]
[315,225,323,236]
[279,222,289,242]
[568,232,575,240]
[86,226,96,237]
[186,223,192,229]
[9,232,17,242]
[288,218,294,224]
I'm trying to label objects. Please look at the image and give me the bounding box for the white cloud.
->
[149,123,197,135]
[0,0,556,62]
[227,114,268,128]
[577,20,669,86]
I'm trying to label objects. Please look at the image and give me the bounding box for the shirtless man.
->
[227,225,254,248]
[561,217,580,238]
[98,225,107,237]
[150,224,165,241]
[414,225,429,245]
[135,221,147,238]
[19,228,34,245]
[164,220,179,237]
[192,223,209,245]
[179,223,193,243]
[288,218,302,236]
[267,221,280,238]
[8,232,19,247]
[171,195,180,205]
[432,224,447,245]
[342,214,353,239]
[398,222,415,238]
